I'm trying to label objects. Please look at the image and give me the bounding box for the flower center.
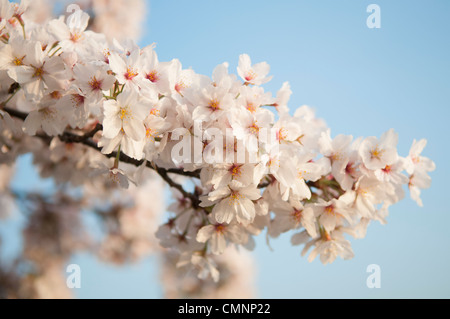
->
[268,157,279,169]
[146,70,159,83]
[175,81,186,93]
[119,106,132,120]
[357,188,368,196]
[331,152,342,161]
[208,99,220,111]
[249,122,259,134]
[124,67,138,80]
[370,146,384,159]
[345,162,355,175]
[245,70,256,82]
[8,17,17,27]
[13,56,24,66]
[150,108,160,116]
[33,66,44,78]
[214,224,226,234]
[229,190,242,203]
[277,127,287,141]
[71,94,85,106]
[89,76,103,91]
[291,208,303,224]
[297,169,307,179]
[229,164,242,177]
[146,127,156,138]
[50,91,62,99]
[38,107,56,119]
[382,165,392,173]
[246,102,257,113]
[325,205,335,214]
[103,49,111,63]
[70,32,83,42]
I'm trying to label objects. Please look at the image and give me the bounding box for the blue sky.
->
[2,0,450,298]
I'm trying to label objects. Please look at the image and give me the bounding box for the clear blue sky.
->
[2,0,449,298]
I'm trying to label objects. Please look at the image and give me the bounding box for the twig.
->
[2,106,201,208]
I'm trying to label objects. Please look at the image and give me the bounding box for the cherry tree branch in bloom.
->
[0,0,436,287]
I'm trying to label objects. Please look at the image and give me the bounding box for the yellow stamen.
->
[71,94,85,106]
[291,208,303,224]
[38,107,56,119]
[124,67,138,80]
[146,127,156,138]
[229,190,242,204]
[245,70,257,82]
[249,121,259,134]
[146,70,159,83]
[13,56,24,66]
[209,99,220,111]
[268,157,280,169]
[357,188,368,196]
[325,205,334,214]
[229,164,242,177]
[277,127,287,141]
[331,152,341,161]
[215,224,226,234]
[89,76,102,91]
[150,108,160,116]
[370,146,384,159]
[175,81,187,93]
[33,66,44,78]
[70,32,83,42]
[246,102,257,113]
[119,106,132,120]
[297,169,307,179]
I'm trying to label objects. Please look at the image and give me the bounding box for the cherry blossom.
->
[0,1,436,291]
[237,53,272,85]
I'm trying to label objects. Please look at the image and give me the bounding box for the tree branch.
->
[2,106,201,208]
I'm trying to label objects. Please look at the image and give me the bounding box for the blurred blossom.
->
[161,248,256,299]
[90,0,146,42]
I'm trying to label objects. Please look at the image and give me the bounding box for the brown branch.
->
[2,106,201,208]
[257,180,270,189]
[257,174,275,189]
[155,167,200,208]
[2,106,27,120]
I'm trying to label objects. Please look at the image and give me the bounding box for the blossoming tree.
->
[0,0,435,297]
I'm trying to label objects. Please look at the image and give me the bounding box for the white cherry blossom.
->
[237,53,272,85]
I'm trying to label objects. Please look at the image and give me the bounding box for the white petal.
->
[211,232,226,255]
[23,111,41,135]
[291,231,310,246]
[196,225,215,243]
[123,119,145,141]
[213,198,235,224]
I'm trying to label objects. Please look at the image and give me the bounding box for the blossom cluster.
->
[0,1,435,284]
